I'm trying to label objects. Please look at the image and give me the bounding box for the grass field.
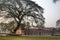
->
[0,36,60,40]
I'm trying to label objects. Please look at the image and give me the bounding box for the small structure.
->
[16,28,24,35]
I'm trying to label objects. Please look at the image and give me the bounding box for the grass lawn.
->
[0,36,60,40]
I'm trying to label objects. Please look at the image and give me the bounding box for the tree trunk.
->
[13,22,24,35]
[13,22,20,33]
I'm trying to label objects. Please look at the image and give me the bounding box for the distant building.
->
[25,28,52,36]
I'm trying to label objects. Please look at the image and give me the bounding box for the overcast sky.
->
[32,0,60,27]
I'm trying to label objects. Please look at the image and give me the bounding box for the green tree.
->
[0,0,44,33]
[0,21,15,33]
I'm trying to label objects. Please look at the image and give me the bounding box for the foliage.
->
[0,21,16,32]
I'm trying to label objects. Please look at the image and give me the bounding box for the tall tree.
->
[0,0,44,33]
